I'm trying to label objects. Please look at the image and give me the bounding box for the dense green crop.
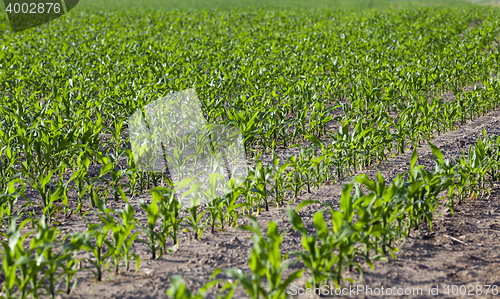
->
[0,0,476,14]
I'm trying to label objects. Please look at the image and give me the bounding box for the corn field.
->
[1,1,500,298]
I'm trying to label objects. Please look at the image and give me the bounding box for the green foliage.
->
[83,222,115,282]
[166,275,229,299]
[153,187,183,250]
[107,203,141,274]
[138,196,161,260]
[213,217,303,299]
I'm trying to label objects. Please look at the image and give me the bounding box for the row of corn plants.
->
[166,134,500,298]
[4,134,499,298]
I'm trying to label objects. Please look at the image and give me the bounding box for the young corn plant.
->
[213,216,303,299]
[0,178,27,224]
[84,221,115,282]
[452,140,491,205]
[115,203,141,272]
[404,145,453,231]
[487,134,500,182]
[33,216,65,299]
[286,204,339,289]
[0,145,20,190]
[68,152,91,213]
[183,203,207,241]
[470,130,494,196]
[288,174,387,290]
[270,150,290,208]
[297,148,315,194]
[202,173,228,233]
[242,168,259,215]
[1,217,37,298]
[251,157,273,212]
[220,182,249,229]
[287,156,305,201]
[124,149,139,197]
[153,187,183,251]
[25,168,64,222]
[61,232,88,295]
[96,198,138,277]
[96,154,128,202]
[138,196,162,259]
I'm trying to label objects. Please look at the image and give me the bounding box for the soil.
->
[12,97,500,298]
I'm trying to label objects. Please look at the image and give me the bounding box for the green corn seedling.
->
[138,196,162,259]
[214,217,303,299]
